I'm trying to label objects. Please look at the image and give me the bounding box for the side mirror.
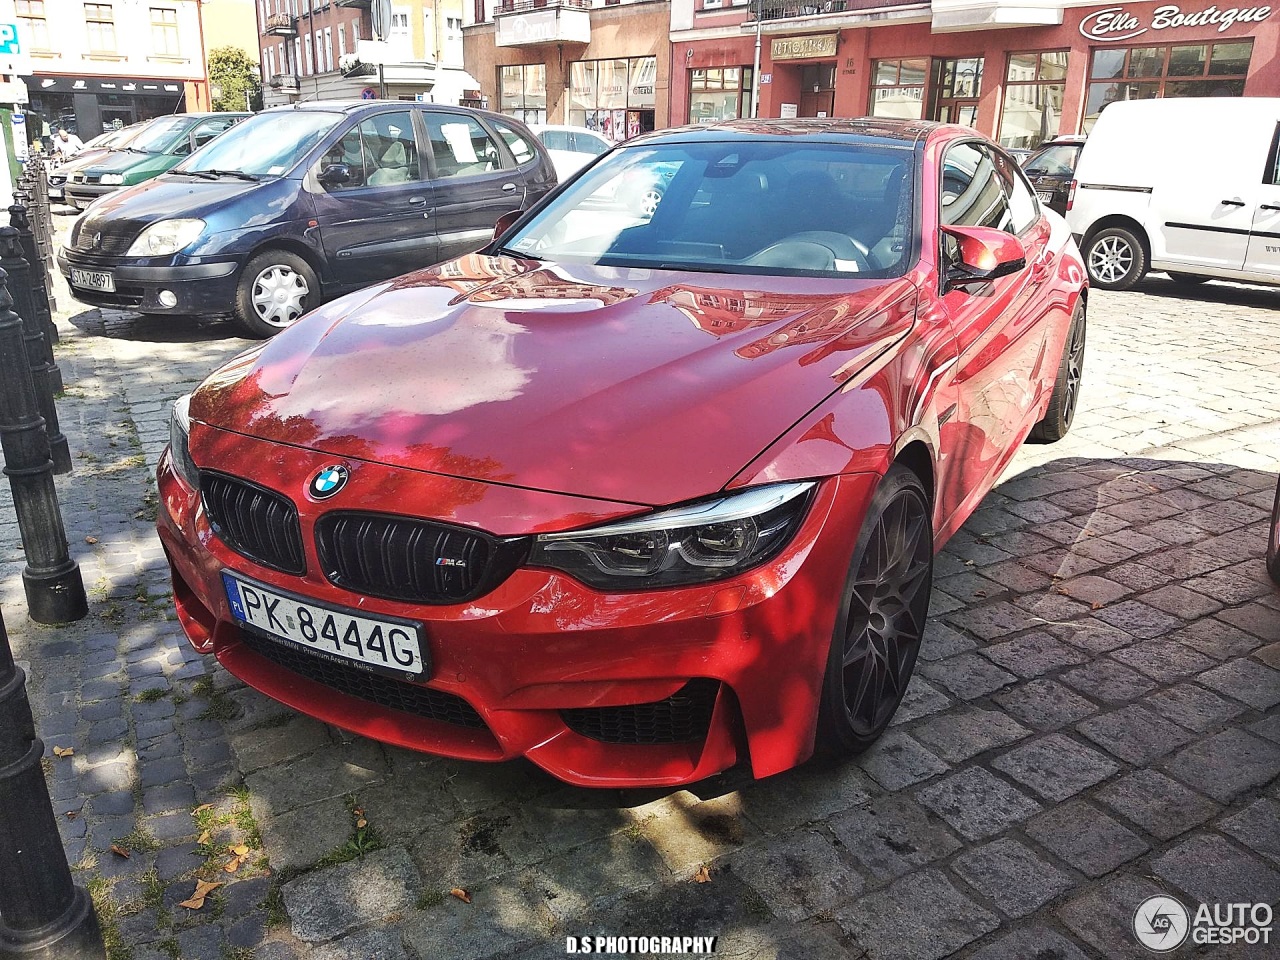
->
[493,209,522,239]
[941,224,1027,290]
[318,163,352,187]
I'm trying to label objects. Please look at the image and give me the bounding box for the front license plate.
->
[48,187,63,199]
[222,571,427,679]
[71,268,115,292]
[1037,191,1055,204]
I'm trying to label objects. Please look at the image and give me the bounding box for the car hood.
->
[79,150,164,175]
[191,254,917,506]
[79,174,266,224]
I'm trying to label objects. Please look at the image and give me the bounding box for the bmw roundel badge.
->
[309,465,349,499]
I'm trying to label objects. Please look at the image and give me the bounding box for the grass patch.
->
[191,676,237,722]
[87,875,132,960]
[111,827,161,855]
[140,868,165,909]
[133,687,168,703]
[222,949,255,960]
[416,888,444,910]
[158,938,181,960]
[741,886,771,921]
[191,676,215,698]
[260,883,287,927]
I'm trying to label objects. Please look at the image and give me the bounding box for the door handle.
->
[501,182,517,193]
[1220,199,1246,207]
[407,196,427,205]
[1262,204,1280,212]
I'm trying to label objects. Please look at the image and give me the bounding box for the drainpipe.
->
[750,7,761,119]
[196,0,211,110]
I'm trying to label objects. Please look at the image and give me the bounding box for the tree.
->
[208,46,263,112]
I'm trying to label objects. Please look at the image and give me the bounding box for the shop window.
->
[151,7,179,56]
[17,0,49,51]
[869,58,927,121]
[1084,40,1252,131]
[569,56,656,141]
[998,51,1067,150]
[499,64,546,126]
[84,3,116,52]
[931,57,984,127]
[688,66,754,124]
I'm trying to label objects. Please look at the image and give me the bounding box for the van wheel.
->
[1168,272,1208,285]
[1084,226,1147,290]
[815,464,932,757]
[1029,301,1086,443]
[234,250,319,338]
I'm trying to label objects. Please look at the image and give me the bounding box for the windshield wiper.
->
[189,169,259,181]
[492,245,542,261]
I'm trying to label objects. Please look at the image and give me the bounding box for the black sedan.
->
[1022,135,1085,216]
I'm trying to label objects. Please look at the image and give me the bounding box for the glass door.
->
[931,57,984,128]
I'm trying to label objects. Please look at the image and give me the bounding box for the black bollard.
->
[0,607,106,959]
[0,229,70,476]
[10,205,60,350]
[0,266,86,624]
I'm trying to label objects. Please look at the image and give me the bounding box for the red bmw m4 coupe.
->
[158,119,1087,788]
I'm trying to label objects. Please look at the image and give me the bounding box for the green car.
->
[65,112,249,209]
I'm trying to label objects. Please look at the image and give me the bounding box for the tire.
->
[815,464,933,757]
[1083,226,1147,290]
[1029,301,1086,443]
[1267,478,1280,587]
[234,250,320,338]
[1168,272,1208,285]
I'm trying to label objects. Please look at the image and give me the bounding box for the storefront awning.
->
[931,1,1064,32]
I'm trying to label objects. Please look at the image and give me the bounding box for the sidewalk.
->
[1,217,1277,960]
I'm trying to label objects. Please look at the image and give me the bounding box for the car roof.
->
[529,124,607,136]
[628,117,946,149]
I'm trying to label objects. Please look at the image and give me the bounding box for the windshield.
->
[1025,144,1082,177]
[177,112,343,177]
[501,140,916,279]
[128,116,194,154]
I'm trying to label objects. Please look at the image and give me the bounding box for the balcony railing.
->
[497,0,590,12]
[264,11,296,35]
[334,0,371,7]
[270,73,300,92]
[748,0,921,19]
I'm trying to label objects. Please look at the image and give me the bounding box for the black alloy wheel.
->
[1030,302,1086,443]
[817,464,932,754]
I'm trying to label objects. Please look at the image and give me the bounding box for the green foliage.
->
[208,46,263,112]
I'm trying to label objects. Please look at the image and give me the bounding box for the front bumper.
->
[157,427,878,788]
[59,247,239,314]
[65,181,119,206]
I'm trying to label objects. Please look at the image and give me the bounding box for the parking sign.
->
[0,22,18,55]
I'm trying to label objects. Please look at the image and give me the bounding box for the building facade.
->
[17,0,210,143]
[463,0,669,142]
[257,0,477,106]
[672,0,1279,148]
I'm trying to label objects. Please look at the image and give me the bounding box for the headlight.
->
[99,173,124,185]
[126,218,205,257]
[167,394,199,489]
[528,482,815,590]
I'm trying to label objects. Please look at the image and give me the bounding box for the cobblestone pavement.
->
[1,215,1278,960]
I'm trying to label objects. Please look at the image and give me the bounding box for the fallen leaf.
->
[353,807,364,817]
[52,746,73,758]
[109,844,131,859]
[193,803,213,814]
[450,888,472,904]
[178,879,222,910]
[1091,601,1105,610]
[231,844,249,857]
[972,590,986,598]
[65,810,79,820]
[85,536,98,544]
[223,857,241,873]
[197,830,211,845]
[693,864,712,884]
[356,818,368,829]
[1054,586,1070,596]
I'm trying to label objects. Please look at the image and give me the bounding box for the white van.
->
[1066,97,1280,290]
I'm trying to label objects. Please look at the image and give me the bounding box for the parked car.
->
[1269,476,1280,585]
[64,112,249,209]
[156,118,1087,788]
[59,101,556,336]
[1021,135,1085,216]
[48,121,151,201]
[527,124,611,179]
[1067,97,1280,290]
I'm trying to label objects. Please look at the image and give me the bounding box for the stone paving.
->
[1,215,1278,960]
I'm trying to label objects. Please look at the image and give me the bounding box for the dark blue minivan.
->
[58,101,557,337]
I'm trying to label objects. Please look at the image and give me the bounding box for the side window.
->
[572,133,607,157]
[360,111,421,186]
[321,124,369,190]
[987,145,1039,234]
[540,130,569,151]
[489,119,537,166]
[1266,123,1280,185]
[190,118,234,153]
[425,114,502,179]
[940,141,1012,232]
